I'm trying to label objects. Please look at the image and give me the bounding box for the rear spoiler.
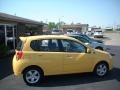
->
[19,37,27,43]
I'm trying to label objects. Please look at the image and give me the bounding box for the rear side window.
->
[31,40,49,51]
[30,39,60,52]
[16,39,23,50]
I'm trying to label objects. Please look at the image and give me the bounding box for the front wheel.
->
[94,63,108,77]
[23,68,43,85]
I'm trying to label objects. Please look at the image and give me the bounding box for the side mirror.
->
[87,48,95,54]
[87,48,92,54]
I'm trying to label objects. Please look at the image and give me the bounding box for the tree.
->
[56,21,66,29]
[48,22,57,30]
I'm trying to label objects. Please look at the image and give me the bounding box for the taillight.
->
[16,51,23,60]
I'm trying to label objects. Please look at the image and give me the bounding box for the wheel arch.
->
[93,61,109,72]
[95,46,104,50]
[22,65,44,75]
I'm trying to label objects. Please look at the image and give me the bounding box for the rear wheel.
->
[94,62,108,77]
[23,67,43,85]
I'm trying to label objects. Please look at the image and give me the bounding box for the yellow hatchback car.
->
[13,35,112,85]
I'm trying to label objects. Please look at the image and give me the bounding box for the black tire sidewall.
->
[23,68,43,86]
[94,63,108,77]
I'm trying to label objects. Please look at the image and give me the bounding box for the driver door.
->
[61,39,94,74]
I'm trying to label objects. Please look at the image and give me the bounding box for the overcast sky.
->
[0,0,120,27]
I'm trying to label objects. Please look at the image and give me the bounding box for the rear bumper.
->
[12,56,23,76]
[108,58,113,71]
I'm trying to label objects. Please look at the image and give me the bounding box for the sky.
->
[0,0,120,27]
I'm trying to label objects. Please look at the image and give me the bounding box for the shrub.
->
[0,44,9,57]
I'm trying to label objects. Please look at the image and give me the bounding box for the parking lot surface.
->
[0,32,120,90]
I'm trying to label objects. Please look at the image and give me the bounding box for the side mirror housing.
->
[87,48,92,54]
[87,48,95,54]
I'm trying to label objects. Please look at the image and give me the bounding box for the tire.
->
[23,67,43,86]
[94,62,108,77]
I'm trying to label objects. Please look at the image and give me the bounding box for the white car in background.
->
[86,31,92,36]
[94,30,103,38]
[66,30,76,34]
[51,30,63,35]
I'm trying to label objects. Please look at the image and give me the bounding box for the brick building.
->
[63,23,89,33]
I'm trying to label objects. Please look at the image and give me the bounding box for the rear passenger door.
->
[30,39,64,75]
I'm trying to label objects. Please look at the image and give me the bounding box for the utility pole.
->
[58,18,60,30]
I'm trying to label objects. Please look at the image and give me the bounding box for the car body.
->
[13,35,112,85]
[86,31,92,36]
[69,33,104,43]
[65,34,105,50]
[94,30,103,38]
[51,30,63,35]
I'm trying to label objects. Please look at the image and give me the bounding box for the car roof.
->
[20,35,81,42]
[65,34,79,36]
[64,33,84,37]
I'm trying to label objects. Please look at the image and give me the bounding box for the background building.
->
[63,23,89,33]
[0,12,44,50]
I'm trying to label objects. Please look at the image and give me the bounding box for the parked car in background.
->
[65,34,105,50]
[13,35,112,85]
[68,33,103,43]
[94,30,103,38]
[51,30,63,35]
[66,29,76,34]
[86,30,92,36]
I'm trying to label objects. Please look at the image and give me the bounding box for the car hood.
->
[95,49,108,54]
[92,41,104,45]
[94,40,103,43]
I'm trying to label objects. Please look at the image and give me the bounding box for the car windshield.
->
[53,30,60,32]
[80,35,93,42]
[95,31,102,32]
[70,35,90,43]
[67,30,73,32]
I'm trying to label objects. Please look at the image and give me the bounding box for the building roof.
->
[0,12,44,25]
[63,24,88,28]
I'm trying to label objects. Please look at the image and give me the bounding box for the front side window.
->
[30,39,60,52]
[61,40,86,53]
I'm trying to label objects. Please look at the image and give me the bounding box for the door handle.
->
[67,55,73,59]
[38,54,43,56]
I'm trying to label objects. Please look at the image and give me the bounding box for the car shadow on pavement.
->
[0,55,13,80]
[34,67,120,87]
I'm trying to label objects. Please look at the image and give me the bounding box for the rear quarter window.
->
[16,39,23,50]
